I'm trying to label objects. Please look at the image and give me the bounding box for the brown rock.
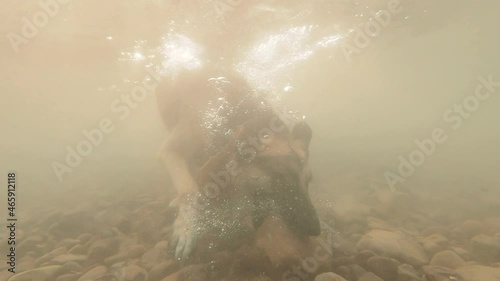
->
[462,220,487,238]
[55,273,82,281]
[150,261,179,281]
[76,233,93,244]
[354,250,376,268]
[422,265,463,281]
[357,229,428,267]
[471,234,500,263]
[366,256,398,281]
[430,250,466,269]
[142,248,167,271]
[358,272,383,281]
[314,272,348,281]
[76,265,107,281]
[68,244,86,255]
[456,265,500,281]
[347,264,367,280]
[397,264,420,281]
[331,257,355,267]
[334,266,351,280]
[87,238,119,262]
[128,245,148,259]
[7,265,62,281]
[154,241,170,251]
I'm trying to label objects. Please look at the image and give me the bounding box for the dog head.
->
[235,114,320,236]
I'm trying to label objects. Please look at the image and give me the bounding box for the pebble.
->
[450,247,471,261]
[456,265,500,281]
[77,233,93,244]
[397,264,420,281]
[429,250,466,269]
[142,248,167,271]
[358,272,383,281]
[128,244,148,259]
[104,252,129,266]
[68,245,86,255]
[87,238,119,262]
[366,256,398,281]
[422,265,463,281]
[150,260,179,281]
[356,229,428,267]
[52,254,87,264]
[470,234,500,262]
[35,247,67,266]
[462,220,487,238]
[76,265,107,281]
[314,272,348,281]
[354,250,376,268]
[114,264,148,281]
[7,265,62,281]
[347,264,367,280]
[55,273,82,281]
[154,240,170,252]
[334,266,351,280]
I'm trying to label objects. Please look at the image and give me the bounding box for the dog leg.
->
[157,135,200,262]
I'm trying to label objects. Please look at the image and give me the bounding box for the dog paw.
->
[168,204,198,263]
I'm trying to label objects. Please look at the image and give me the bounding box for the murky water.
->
[1,0,500,280]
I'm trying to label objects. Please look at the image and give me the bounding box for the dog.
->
[156,65,321,268]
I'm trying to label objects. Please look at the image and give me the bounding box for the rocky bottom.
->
[1,180,499,281]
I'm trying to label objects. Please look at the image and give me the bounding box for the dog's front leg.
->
[158,135,200,262]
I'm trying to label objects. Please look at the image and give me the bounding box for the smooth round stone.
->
[397,264,420,281]
[115,265,148,281]
[347,264,367,280]
[354,250,376,268]
[7,265,62,281]
[76,233,93,244]
[55,273,83,281]
[76,265,107,281]
[462,220,487,238]
[150,260,179,281]
[314,272,348,281]
[104,253,129,266]
[456,265,500,281]
[61,261,83,274]
[128,244,148,259]
[430,250,466,269]
[68,244,86,255]
[356,229,428,267]
[471,234,500,262]
[422,265,463,281]
[366,256,398,281]
[141,248,167,271]
[52,254,87,265]
[358,272,383,281]
[154,240,170,251]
